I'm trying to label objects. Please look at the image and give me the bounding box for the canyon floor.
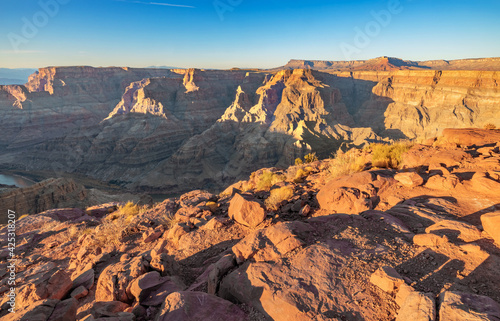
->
[0,128,499,321]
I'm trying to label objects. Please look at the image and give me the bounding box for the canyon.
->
[0,58,498,196]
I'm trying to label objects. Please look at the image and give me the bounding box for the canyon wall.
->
[0,66,498,193]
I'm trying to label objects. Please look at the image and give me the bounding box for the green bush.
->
[295,158,303,166]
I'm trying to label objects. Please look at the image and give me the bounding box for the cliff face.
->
[329,70,500,139]
[0,66,498,193]
[282,57,500,71]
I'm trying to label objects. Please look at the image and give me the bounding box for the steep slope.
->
[329,70,500,139]
[132,69,380,193]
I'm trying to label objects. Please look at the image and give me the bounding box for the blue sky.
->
[0,0,499,69]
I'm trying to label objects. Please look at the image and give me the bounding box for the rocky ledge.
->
[0,128,499,320]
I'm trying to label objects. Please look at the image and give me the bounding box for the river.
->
[0,174,36,188]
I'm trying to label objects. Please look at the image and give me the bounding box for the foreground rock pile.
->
[1,129,500,320]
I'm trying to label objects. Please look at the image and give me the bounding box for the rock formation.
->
[0,62,498,194]
[1,129,499,320]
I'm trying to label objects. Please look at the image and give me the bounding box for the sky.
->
[0,0,499,69]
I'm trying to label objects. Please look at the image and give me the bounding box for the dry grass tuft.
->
[369,140,413,169]
[265,186,295,211]
[328,149,367,179]
[255,170,286,191]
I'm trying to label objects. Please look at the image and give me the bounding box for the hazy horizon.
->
[1,0,499,69]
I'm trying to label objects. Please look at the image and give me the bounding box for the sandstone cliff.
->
[0,65,498,194]
[282,56,500,71]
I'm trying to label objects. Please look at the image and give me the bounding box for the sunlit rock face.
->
[0,65,498,194]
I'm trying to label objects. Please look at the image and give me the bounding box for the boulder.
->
[89,301,130,318]
[71,268,95,291]
[15,268,73,309]
[394,172,424,188]
[228,193,266,228]
[70,286,89,300]
[413,234,449,248]
[95,256,147,302]
[47,298,78,321]
[232,222,310,264]
[317,186,373,214]
[471,172,500,195]
[2,299,59,321]
[439,291,500,321]
[370,266,405,296]
[396,292,435,321]
[425,220,482,243]
[425,174,460,190]
[127,271,185,306]
[143,227,164,243]
[155,291,246,321]
[481,212,500,245]
[179,190,216,207]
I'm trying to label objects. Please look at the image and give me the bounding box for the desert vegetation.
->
[265,186,295,211]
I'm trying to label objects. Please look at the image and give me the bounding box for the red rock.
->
[317,186,373,214]
[142,227,164,243]
[471,172,500,195]
[89,301,130,318]
[47,298,78,321]
[299,204,311,217]
[15,268,73,308]
[425,174,460,190]
[441,128,500,147]
[179,190,216,207]
[413,234,449,248]
[95,256,147,302]
[70,286,89,300]
[155,291,246,321]
[232,222,309,264]
[425,220,482,242]
[439,291,500,321]
[2,299,59,321]
[127,271,185,306]
[370,266,405,296]
[71,268,95,291]
[481,212,500,245]
[394,172,424,188]
[396,292,436,321]
[228,193,266,228]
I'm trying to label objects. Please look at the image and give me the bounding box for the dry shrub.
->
[255,170,286,191]
[304,152,318,164]
[370,141,413,168]
[265,186,294,211]
[328,149,366,178]
[293,167,313,183]
[156,212,177,230]
[484,123,497,130]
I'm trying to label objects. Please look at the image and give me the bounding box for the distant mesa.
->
[276,56,500,71]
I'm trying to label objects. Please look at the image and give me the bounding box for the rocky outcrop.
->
[1,130,500,320]
[0,177,148,224]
